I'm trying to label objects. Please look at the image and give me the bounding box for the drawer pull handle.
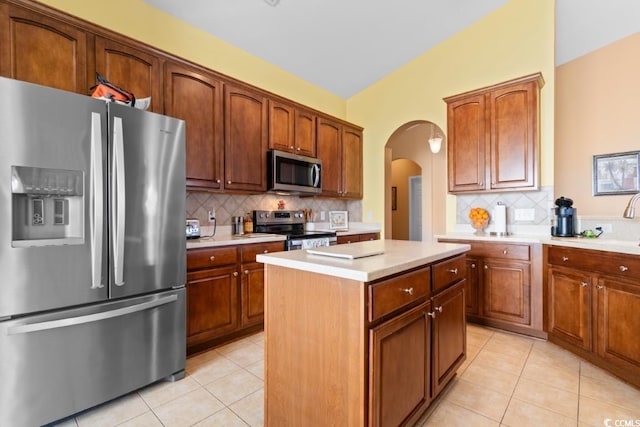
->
[562,256,569,261]
[619,265,629,272]
[400,287,414,296]
[436,306,443,313]
[233,272,238,277]
[596,285,604,290]
[580,282,588,287]
[447,268,458,274]
[427,311,436,318]
[503,249,508,255]
[209,256,215,262]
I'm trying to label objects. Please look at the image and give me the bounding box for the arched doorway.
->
[385,120,446,242]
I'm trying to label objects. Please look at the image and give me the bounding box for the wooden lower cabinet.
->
[187,241,284,354]
[370,301,431,427]
[337,232,380,245]
[439,239,544,338]
[546,245,640,388]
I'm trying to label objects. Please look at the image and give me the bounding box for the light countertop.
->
[437,233,640,256]
[256,239,470,282]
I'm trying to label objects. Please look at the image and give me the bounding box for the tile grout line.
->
[496,338,534,427]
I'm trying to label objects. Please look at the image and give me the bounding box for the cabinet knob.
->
[470,263,476,268]
[296,147,301,151]
[427,311,436,318]
[447,268,458,274]
[562,256,569,261]
[227,180,232,184]
[619,265,629,272]
[290,145,294,149]
[263,249,269,253]
[209,256,215,262]
[400,287,414,296]
[233,272,238,277]
[244,270,249,275]
[502,249,508,255]
[484,265,488,270]
[436,306,443,313]
[596,285,604,290]
[346,240,352,244]
[580,282,588,287]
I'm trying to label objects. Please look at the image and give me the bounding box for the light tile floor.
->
[51,325,640,427]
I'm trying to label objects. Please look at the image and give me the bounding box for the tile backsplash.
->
[186,191,363,226]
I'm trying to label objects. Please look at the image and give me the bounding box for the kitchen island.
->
[257,239,470,426]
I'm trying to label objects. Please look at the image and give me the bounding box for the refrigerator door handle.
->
[5,294,178,335]
[112,116,126,287]
[90,112,104,289]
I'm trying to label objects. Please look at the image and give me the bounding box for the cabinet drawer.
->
[548,246,640,281]
[187,246,238,270]
[469,242,530,260]
[358,233,380,242]
[432,255,466,293]
[369,267,431,322]
[241,241,285,263]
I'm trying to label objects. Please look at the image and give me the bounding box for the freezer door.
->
[0,77,109,318]
[108,103,186,298]
[0,288,186,427]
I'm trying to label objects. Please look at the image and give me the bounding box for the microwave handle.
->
[311,164,320,188]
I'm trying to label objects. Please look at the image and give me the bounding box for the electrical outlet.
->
[208,209,216,222]
[596,223,613,233]
[320,211,326,221]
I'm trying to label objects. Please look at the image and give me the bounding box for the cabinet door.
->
[94,37,161,112]
[316,117,342,197]
[369,301,431,427]
[165,62,223,189]
[595,276,640,371]
[224,84,268,192]
[342,125,363,199]
[446,94,486,192]
[483,259,531,325]
[488,81,538,190]
[186,266,239,345]
[241,263,265,327]
[464,257,480,316]
[0,3,87,93]
[294,107,316,157]
[268,99,295,153]
[432,281,466,396]
[547,267,592,351]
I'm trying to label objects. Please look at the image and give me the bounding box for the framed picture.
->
[329,211,348,230]
[593,151,640,196]
[391,186,397,211]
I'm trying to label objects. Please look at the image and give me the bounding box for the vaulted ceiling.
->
[143,0,640,98]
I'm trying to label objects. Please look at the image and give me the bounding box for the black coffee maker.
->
[551,196,577,237]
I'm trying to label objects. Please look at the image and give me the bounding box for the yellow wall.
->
[37,0,346,118]
[347,0,555,232]
[555,33,640,216]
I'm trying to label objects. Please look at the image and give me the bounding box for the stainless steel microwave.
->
[268,150,322,195]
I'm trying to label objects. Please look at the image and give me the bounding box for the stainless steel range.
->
[253,210,337,250]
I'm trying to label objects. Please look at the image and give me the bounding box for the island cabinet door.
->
[431,281,466,396]
[369,301,432,427]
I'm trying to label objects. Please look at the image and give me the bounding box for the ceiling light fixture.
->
[428,125,443,154]
[264,0,280,6]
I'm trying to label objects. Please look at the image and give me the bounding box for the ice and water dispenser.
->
[11,166,84,246]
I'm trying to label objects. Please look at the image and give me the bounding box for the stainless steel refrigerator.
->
[0,77,187,426]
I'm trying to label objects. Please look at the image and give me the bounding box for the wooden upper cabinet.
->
[316,117,363,199]
[269,100,316,157]
[164,62,223,190]
[94,36,161,112]
[0,2,87,93]
[224,84,268,192]
[445,73,543,194]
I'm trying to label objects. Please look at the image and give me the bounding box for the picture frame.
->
[329,211,349,230]
[593,151,640,196]
[391,186,397,211]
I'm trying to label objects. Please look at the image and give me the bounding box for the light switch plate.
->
[514,208,535,221]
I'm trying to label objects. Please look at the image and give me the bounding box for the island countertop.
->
[256,239,470,282]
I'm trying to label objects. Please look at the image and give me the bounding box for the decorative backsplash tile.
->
[186,191,362,225]
[456,186,555,228]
